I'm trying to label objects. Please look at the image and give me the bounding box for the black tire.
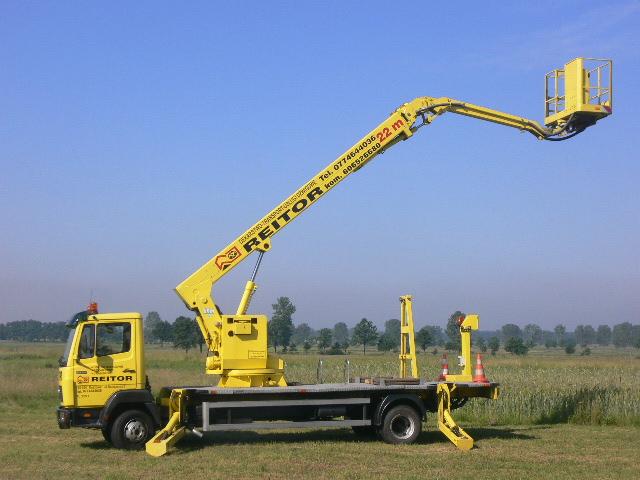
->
[352,425,377,438]
[378,405,421,445]
[110,409,155,450]
[101,427,111,444]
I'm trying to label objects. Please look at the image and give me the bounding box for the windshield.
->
[59,309,90,367]
[59,327,76,367]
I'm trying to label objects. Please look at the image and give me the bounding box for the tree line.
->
[138,298,424,355]
[479,321,640,356]
[265,299,640,356]
[2,300,640,358]
[0,320,68,342]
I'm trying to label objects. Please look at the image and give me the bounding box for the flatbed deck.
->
[156,381,498,430]
[174,380,498,395]
[147,379,499,456]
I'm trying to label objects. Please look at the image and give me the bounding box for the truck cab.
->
[57,305,159,449]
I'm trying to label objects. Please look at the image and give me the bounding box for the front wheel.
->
[110,409,155,450]
[378,405,421,445]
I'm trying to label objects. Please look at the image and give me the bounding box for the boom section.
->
[175,95,597,354]
[175,99,421,317]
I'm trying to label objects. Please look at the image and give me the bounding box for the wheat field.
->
[0,342,639,479]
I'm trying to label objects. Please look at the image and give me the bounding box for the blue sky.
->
[1,1,638,330]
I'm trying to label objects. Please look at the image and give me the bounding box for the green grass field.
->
[1,342,639,479]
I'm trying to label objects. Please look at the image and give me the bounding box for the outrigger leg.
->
[146,389,188,457]
[437,383,474,451]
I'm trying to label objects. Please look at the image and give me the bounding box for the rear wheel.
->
[378,405,421,445]
[110,409,155,450]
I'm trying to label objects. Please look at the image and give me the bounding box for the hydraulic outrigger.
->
[397,298,498,451]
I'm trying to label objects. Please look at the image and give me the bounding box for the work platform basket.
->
[544,58,612,127]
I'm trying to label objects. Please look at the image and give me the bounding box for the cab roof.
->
[87,312,143,321]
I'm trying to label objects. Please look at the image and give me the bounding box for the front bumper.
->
[56,407,102,429]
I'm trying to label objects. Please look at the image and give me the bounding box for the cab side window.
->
[96,323,131,357]
[78,324,95,359]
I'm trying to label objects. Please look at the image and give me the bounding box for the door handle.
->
[123,369,136,373]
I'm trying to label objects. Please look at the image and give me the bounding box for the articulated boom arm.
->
[177,57,613,378]
[176,86,611,371]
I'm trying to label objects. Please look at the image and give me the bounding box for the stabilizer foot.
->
[146,390,188,457]
[146,424,187,457]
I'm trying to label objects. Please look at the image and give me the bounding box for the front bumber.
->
[57,407,102,429]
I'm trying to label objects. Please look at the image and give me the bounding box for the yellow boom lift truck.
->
[57,58,612,455]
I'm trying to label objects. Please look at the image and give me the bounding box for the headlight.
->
[58,385,63,403]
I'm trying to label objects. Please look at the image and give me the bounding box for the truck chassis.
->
[144,379,499,455]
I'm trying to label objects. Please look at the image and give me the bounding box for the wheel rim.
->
[390,414,414,439]
[123,418,147,443]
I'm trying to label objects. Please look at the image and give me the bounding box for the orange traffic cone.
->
[437,354,449,381]
[473,353,489,383]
